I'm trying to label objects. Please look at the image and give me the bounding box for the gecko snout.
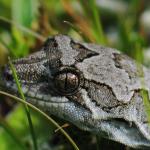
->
[3,66,14,82]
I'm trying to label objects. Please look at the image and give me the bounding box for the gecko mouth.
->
[26,94,69,103]
[1,67,69,104]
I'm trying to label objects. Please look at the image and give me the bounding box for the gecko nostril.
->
[3,67,13,81]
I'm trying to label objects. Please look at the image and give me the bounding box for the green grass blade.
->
[12,0,36,27]
[0,16,45,41]
[0,91,80,150]
[139,65,150,125]
[141,89,150,124]
[89,0,106,44]
[79,0,106,44]
[8,58,38,150]
[134,39,150,125]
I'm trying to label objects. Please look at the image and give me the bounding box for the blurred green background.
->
[0,0,150,150]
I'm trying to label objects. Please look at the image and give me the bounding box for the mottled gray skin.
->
[2,35,150,149]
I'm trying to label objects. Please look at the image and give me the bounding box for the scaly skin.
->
[1,34,150,149]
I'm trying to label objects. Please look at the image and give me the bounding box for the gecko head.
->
[2,34,98,126]
[2,34,150,149]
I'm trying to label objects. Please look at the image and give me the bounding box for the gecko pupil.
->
[54,71,79,94]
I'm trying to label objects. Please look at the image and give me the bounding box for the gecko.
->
[1,34,150,149]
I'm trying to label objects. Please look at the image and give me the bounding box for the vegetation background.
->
[0,0,150,150]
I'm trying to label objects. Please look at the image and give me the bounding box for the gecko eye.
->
[54,68,83,95]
